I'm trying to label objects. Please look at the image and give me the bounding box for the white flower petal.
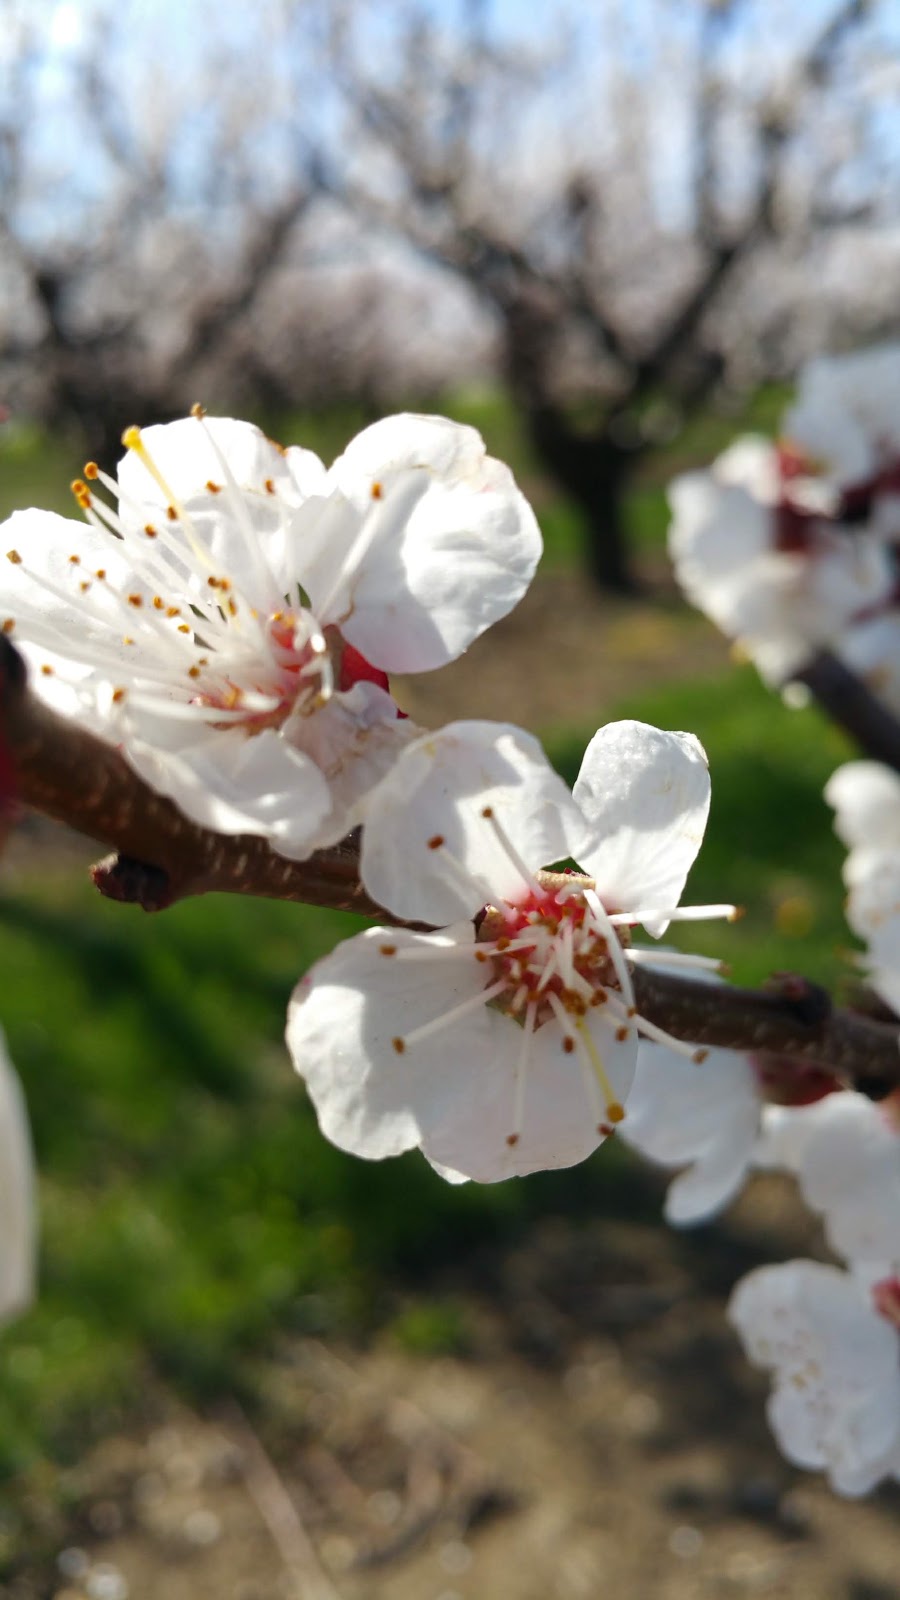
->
[792,1093,900,1267]
[276,683,420,854]
[621,1041,760,1225]
[361,720,589,926]
[825,761,900,854]
[124,724,333,850]
[318,414,542,672]
[1,508,137,645]
[729,1260,900,1496]
[286,923,495,1162]
[0,1028,35,1324]
[573,721,710,933]
[421,1007,635,1182]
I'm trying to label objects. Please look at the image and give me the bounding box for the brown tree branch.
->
[631,967,900,1099]
[0,635,383,917]
[3,636,898,1093]
[793,648,900,776]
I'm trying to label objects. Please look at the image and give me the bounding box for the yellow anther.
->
[190,402,207,419]
[1,619,14,634]
[121,425,142,451]
[606,1101,625,1124]
[84,461,99,480]
[6,550,21,564]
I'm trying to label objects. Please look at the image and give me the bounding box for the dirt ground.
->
[394,567,731,735]
[11,1181,900,1600]
[7,573,900,1600]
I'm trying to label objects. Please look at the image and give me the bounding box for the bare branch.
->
[793,649,900,777]
[3,637,898,1095]
[0,636,381,917]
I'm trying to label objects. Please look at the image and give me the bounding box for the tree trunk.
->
[526,402,638,595]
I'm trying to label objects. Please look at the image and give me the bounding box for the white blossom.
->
[286,718,734,1184]
[758,1092,900,1270]
[785,345,900,519]
[0,412,542,857]
[729,1259,900,1496]
[0,1027,35,1324]
[823,762,900,1014]
[668,436,892,686]
[825,760,900,857]
[620,1038,761,1225]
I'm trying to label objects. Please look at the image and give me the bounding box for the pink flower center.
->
[872,1275,900,1329]
[479,889,624,1034]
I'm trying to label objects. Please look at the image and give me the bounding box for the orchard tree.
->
[315,0,900,589]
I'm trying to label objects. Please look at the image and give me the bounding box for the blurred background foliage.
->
[0,0,888,1569]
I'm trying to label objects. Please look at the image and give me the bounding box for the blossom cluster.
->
[0,407,735,1310]
[668,346,900,700]
[3,396,900,1505]
[663,343,900,1496]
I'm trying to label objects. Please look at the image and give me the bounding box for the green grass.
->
[549,667,857,989]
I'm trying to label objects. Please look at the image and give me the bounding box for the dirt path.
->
[15,1181,900,1600]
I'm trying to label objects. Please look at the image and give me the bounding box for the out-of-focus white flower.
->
[823,762,900,1013]
[668,436,891,686]
[287,719,733,1184]
[759,1092,900,1270]
[0,1027,35,1324]
[825,760,900,856]
[620,1038,761,1225]
[785,345,900,518]
[1,412,542,857]
[729,1258,900,1497]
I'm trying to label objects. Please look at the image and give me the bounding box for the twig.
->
[631,967,900,1099]
[794,648,900,775]
[4,636,900,1093]
[0,634,383,915]
[221,1400,344,1600]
